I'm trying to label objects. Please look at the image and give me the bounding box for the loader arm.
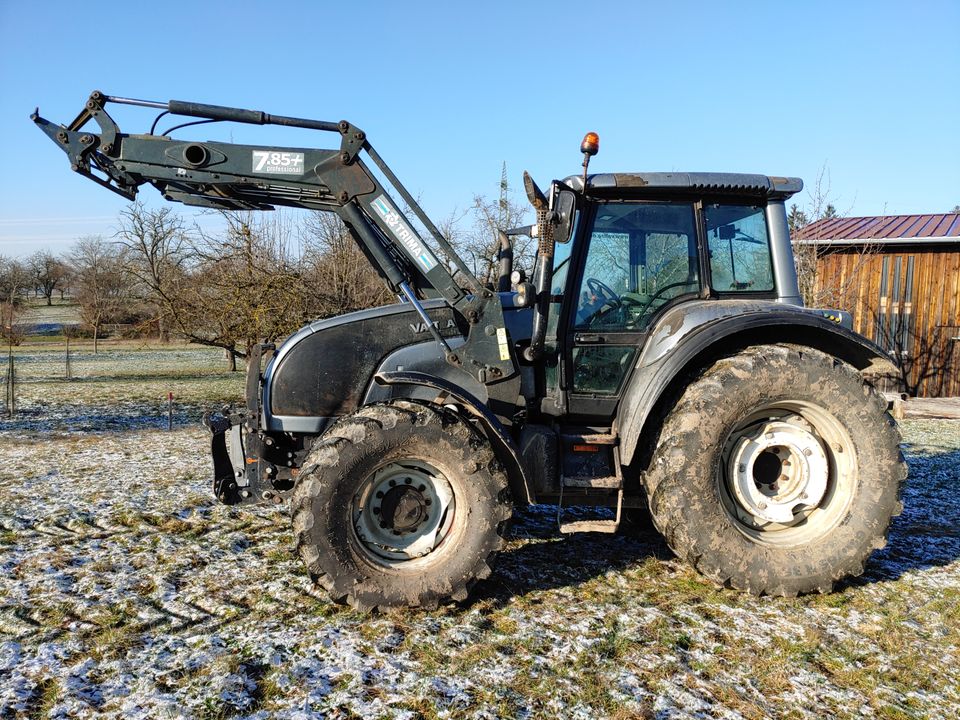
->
[33,91,517,384]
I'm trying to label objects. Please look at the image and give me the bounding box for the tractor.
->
[34,92,905,610]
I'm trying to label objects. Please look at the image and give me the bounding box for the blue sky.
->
[1,0,957,257]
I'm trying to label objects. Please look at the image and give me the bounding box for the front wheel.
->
[292,401,512,611]
[644,344,906,596]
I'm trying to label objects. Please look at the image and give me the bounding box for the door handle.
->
[574,333,604,344]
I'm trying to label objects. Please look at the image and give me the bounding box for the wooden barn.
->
[794,212,960,398]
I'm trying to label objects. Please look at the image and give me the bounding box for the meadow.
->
[0,342,957,719]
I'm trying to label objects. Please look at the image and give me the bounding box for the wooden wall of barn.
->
[814,244,960,397]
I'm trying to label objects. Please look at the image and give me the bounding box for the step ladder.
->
[558,431,623,534]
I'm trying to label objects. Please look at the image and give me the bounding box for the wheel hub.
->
[353,460,454,563]
[379,485,429,534]
[727,420,829,524]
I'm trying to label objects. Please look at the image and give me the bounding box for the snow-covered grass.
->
[0,345,243,434]
[0,348,957,719]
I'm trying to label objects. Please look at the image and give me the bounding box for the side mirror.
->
[523,171,548,211]
[554,190,576,244]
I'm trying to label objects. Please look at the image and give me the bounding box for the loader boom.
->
[33,91,518,384]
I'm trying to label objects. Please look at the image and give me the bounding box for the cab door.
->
[563,201,701,420]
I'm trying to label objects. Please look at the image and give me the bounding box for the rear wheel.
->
[645,344,906,596]
[292,401,512,611]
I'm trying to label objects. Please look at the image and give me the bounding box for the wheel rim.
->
[718,401,857,547]
[352,459,457,564]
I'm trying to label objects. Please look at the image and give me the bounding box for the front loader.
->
[34,92,906,610]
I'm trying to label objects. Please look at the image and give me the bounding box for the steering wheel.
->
[625,280,690,313]
[585,277,621,308]
[639,281,694,310]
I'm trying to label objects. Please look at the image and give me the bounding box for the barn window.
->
[875,255,915,355]
[875,257,889,346]
[901,257,915,353]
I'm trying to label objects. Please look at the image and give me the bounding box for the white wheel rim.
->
[719,402,858,547]
[352,459,456,564]
[727,420,829,524]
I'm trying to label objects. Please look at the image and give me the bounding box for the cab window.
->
[575,202,699,331]
[704,204,774,293]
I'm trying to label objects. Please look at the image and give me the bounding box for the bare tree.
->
[70,236,132,353]
[452,163,532,287]
[115,202,190,342]
[173,211,318,370]
[0,256,29,305]
[28,251,68,306]
[0,256,29,344]
[301,212,393,317]
[789,166,874,308]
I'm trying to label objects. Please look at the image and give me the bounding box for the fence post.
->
[5,349,14,417]
[65,335,72,380]
[168,391,173,431]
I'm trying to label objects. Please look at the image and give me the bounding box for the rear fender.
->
[617,307,898,468]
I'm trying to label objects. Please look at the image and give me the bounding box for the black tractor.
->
[35,92,905,610]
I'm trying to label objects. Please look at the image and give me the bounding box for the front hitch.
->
[202,410,247,505]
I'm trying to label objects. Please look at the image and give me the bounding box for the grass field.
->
[0,340,243,434]
[0,344,957,719]
[16,298,83,329]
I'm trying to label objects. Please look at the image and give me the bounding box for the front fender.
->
[373,371,532,506]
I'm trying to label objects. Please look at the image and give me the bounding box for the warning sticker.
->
[496,327,510,361]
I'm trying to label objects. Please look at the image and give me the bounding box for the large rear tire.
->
[644,344,906,596]
[292,401,512,611]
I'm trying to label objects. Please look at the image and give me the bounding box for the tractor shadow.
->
[850,445,960,588]
[476,445,960,602]
[470,505,675,604]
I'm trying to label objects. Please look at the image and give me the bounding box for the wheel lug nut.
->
[803,448,812,457]
[738,464,746,473]
[418,484,426,491]
[405,478,412,485]
[372,507,380,515]
[425,499,432,506]
[758,502,767,510]
[389,479,396,487]
[376,491,384,498]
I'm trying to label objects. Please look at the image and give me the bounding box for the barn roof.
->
[794,212,960,246]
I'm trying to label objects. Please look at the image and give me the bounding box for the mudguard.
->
[617,301,898,467]
[374,371,533,505]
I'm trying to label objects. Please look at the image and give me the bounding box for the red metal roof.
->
[795,212,960,242]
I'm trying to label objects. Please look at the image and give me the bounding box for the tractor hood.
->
[262,295,532,434]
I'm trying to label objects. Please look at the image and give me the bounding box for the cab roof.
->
[562,172,803,200]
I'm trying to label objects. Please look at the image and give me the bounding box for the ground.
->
[0,343,957,719]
